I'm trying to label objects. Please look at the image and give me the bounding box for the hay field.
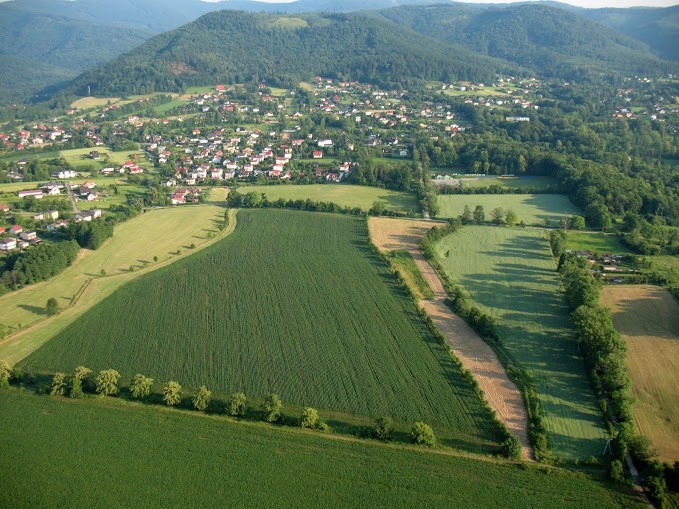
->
[600,285,679,462]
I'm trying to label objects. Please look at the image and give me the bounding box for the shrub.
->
[95,369,120,396]
[0,360,10,387]
[46,298,60,316]
[263,393,283,423]
[300,407,319,429]
[193,385,211,412]
[227,392,247,416]
[130,374,154,400]
[163,381,182,407]
[501,435,522,460]
[69,376,83,399]
[374,416,394,441]
[411,422,436,447]
[50,373,67,396]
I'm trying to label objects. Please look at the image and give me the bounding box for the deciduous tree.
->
[163,381,182,407]
[95,369,120,396]
[130,374,154,400]
[263,393,283,423]
[193,385,211,412]
[227,392,247,416]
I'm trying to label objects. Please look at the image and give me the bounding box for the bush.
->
[69,376,83,399]
[411,421,436,447]
[501,435,522,460]
[130,374,154,400]
[263,393,283,423]
[163,381,182,407]
[95,369,120,396]
[193,385,211,412]
[50,373,67,396]
[609,460,624,481]
[374,416,394,441]
[0,360,10,387]
[227,392,247,416]
[46,298,60,316]
[300,407,319,429]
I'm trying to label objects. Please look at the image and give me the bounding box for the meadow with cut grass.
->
[600,285,679,463]
[0,203,228,358]
[18,209,497,446]
[437,194,579,226]
[433,226,608,461]
[0,390,644,509]
[433,176,557,191]
[233,184,417,214]
[566,231,632,254]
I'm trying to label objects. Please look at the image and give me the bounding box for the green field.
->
[0,203,228,352]
[18,209,497,445]
[235,184,417,214]
[437,194,579,226]
[455,176,557,191]
[0,390,643,509]
[566,232,632,254]
[434,226,608,460]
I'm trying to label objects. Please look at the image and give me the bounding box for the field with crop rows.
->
[600,285,679,462]
[433,226,608,460]
[0,203,227,357]
[18,209,497,445]
[0,390,643,509]
[437,194,579,226]
[234,184,417,214]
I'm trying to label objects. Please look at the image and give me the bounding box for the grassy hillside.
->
[0,389,644,508]
[60,10,518,97]
[434,226,608,461]
[18,209,497,444]
[436,194,580,227]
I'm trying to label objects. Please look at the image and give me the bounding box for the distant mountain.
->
[0,54,73,102]
[572,5,679,61]
[375,4,674,80]
[59,10,520,98]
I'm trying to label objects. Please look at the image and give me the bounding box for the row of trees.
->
[551,231,668,505]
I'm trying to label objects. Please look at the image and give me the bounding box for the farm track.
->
[369,217,532,459]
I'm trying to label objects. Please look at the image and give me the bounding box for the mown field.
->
[0,203,228,356]
[433,226,608,460]
[433,176,557,191]
[0,390,643,509]
[600,285,679,463]
[436,194,579,226]
[566,232,632,254]
[234,184,417,214]
[18,209,497,445]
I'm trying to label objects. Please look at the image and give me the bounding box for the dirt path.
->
[369,217,532,459]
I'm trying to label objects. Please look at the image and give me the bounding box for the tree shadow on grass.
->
[18,304,46,316]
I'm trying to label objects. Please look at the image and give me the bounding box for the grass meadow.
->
[437,194,580,226]
[0,390,644,509]
[234,184,417,214]
[565,232,632,254]
[17,209,499,446]
[0,204,227,354]
[600,285,679,463]
[433,176,557,191]
[434,226,608,461]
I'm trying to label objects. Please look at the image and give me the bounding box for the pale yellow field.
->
[600,285,679,462]
[0,199,231,363]
[70,97,120,109]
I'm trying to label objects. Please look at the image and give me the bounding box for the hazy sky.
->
[233,0,677,6]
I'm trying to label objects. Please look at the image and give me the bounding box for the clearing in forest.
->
[434,226,608,461]
[18,209,499,448]
[600,285,679,463]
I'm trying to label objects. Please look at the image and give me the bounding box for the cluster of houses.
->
[568,250,638,283]
[0,225,40,251]
[16,179,99,202]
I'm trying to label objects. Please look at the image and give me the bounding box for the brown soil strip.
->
[369,217,532,459]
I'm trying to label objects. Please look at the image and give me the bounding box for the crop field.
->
[437,194,580,226]
[565,232,632,254]
[234,184,417,214]
[0,390,643,509]
[0,203,227,357]
[18,209,499,446]
[600,285,679,462]
[433,226,608,460]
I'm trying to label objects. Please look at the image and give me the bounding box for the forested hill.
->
[375,4,674,80]
[58,11,520,97]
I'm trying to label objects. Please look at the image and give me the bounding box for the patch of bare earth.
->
[368,217,532,459]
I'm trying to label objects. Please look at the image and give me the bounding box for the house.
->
[9,225,23,236]
[47,220,68,232]
[17,189,44,199]
[312,151,323,159]
[90,150,101,160]
[20,231,37,241]
[317,139,333,147]
[0,238,17,251]
[82,181,96,189]
[129,166,144,175]
[46,186,61,196]
[85,192,99,202]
